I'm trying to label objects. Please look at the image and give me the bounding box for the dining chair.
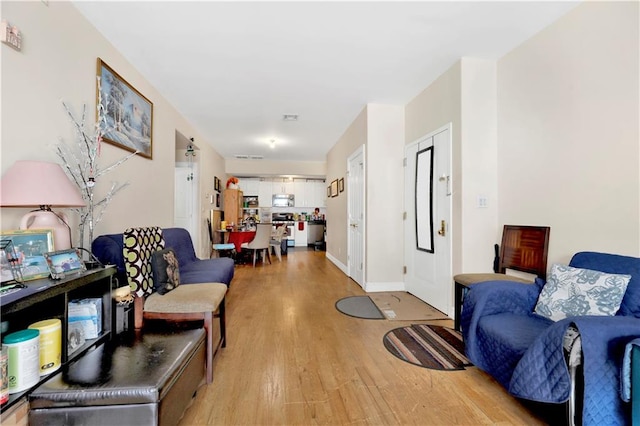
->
[207,218,235,259]
[241,223,272,267]
[123,227,227,383]
[270,224,287,262]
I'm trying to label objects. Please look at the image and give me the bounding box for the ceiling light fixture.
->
[269,139,276,149]
[282,114,298,122]
[185,138,196,181]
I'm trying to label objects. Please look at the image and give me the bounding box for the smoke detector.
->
[282,114,298,121]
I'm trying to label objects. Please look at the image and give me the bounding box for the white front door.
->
[347,146,365,288]
[404,125,452,315]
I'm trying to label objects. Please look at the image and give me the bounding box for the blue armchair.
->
[461,252,640,425]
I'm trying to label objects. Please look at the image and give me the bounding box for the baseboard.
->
[325,251,347,275]
[326,252,405,293]
[364,281,405,293]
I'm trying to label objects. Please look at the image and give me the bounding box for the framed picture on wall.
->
[97,58,153,159]
[339,178,344,193]
[216,193,220,208]
[214,177,221,192]
[330,179,339,197]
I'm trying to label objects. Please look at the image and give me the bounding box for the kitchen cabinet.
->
[293,181,307,208]
[309,181,327,208]
[223,189,243,225]
[241,179,259,196]
[0,267,115,415]
[258,181,272,207]
[295,222,308,247]
[272,179,294,194]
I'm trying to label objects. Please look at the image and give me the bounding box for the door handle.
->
[438,220,446,236]
[350,223,358,228]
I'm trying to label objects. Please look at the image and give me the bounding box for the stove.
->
[272,212,294,222]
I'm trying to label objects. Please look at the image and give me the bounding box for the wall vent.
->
[234,154,263,160]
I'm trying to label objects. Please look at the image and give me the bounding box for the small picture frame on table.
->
[0,229,54,282]
[43,248,86,280]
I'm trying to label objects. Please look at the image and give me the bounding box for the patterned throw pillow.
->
[151,248,181,295]
[534,264,631,321]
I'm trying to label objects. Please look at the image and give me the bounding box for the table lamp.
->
[1,160,86,250]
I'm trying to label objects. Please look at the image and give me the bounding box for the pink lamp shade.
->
[1,161,86,250]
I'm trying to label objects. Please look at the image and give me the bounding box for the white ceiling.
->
[73,1,578,162]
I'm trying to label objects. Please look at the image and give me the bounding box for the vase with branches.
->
[55,77,138,252]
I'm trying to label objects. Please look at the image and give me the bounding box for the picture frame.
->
[216,193,221,208]
[97,58,153,159]
[0,229,55,281]
[339,178,345,193]
[330,179,339,197]
[214,177,221,192]
[43,248,87,280]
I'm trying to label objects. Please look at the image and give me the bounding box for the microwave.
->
[272,194,294,207]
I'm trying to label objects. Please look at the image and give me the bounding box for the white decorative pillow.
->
[534,264,631,321]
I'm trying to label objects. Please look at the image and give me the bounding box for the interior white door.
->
[404,125,452,315]
[347,146,365,288]
[174,164,199,249]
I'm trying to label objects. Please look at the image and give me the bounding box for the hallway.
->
[179,249,547,425]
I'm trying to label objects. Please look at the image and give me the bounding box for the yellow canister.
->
[28,319,61,376]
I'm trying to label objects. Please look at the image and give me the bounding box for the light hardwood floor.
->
[179,249,549,425]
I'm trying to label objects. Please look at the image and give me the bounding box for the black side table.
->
[454,281,469,331]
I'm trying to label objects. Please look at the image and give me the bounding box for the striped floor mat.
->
[383,324,472,370]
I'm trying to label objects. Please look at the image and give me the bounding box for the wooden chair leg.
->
[218,298,226,348]
[134,297,144,329]
[204,311,213,384]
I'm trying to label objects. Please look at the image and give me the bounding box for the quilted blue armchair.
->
[461,252,640,425]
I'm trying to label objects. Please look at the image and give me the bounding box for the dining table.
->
[226,230,257,252]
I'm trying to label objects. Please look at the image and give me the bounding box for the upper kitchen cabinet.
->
[294,181,307,207]
[311,180,327,208]
[258,180,272,207]
[272,179,294,194]
[241,179,259,196]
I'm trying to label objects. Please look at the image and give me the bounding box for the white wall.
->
[497,1,640,262]
[405,62,464,274]
[460,58,498,272]
[365,104,405,286]
[326,109,366,267]
[1,2,227,257]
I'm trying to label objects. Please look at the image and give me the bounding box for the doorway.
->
[175,162,199,250]
[347,145,365,288]
[403,124,452,315]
